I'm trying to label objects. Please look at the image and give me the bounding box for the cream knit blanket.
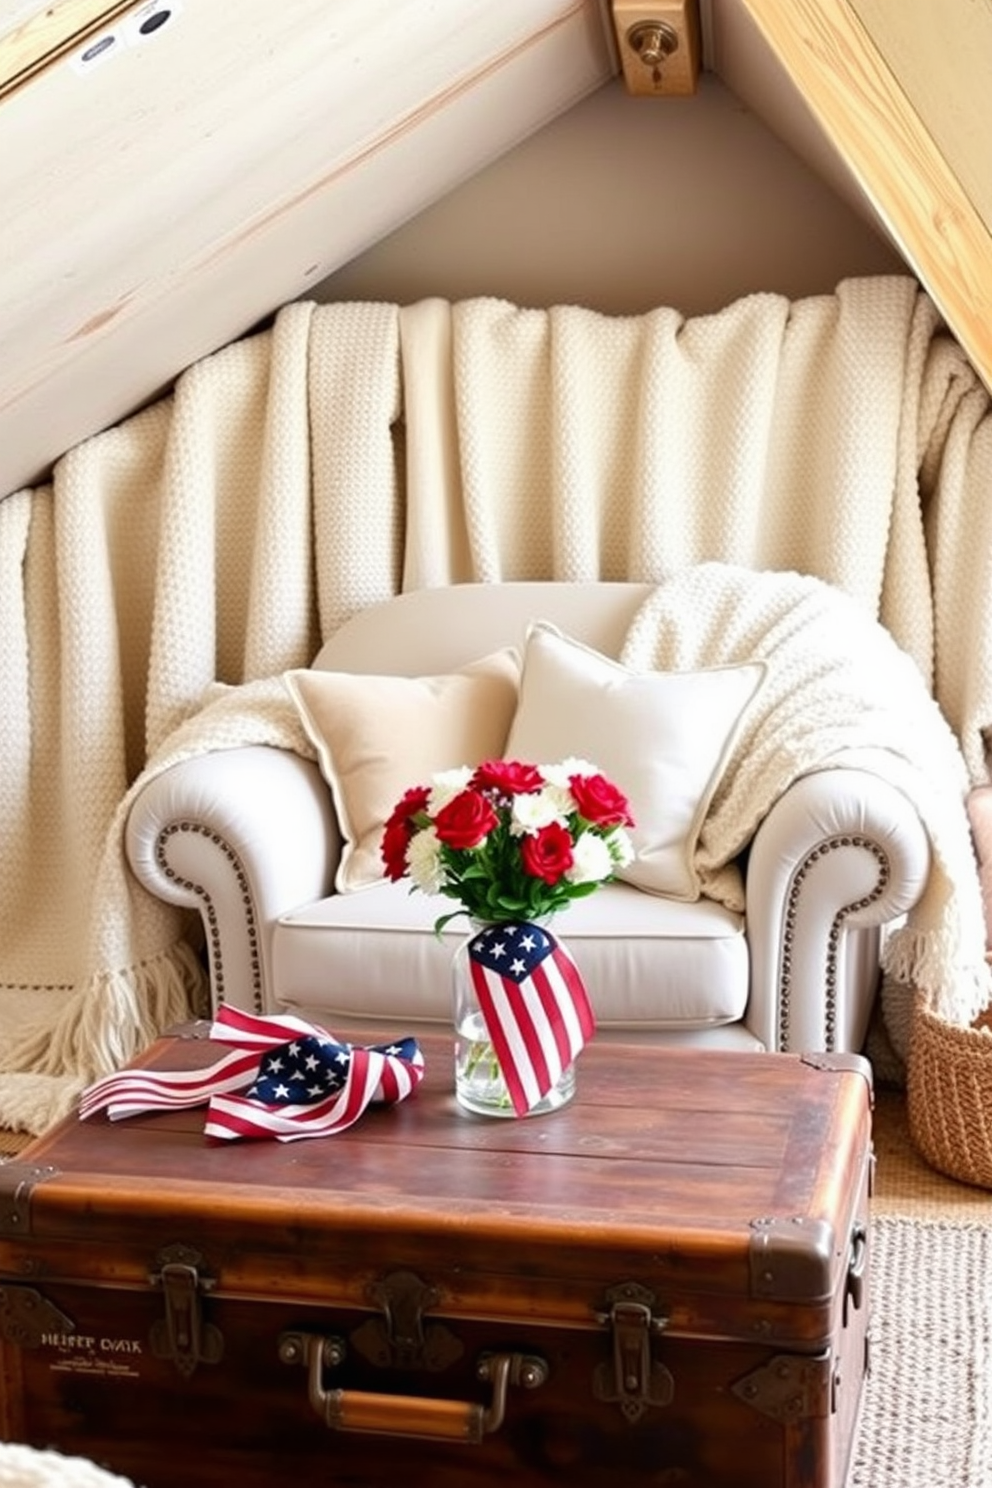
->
[621,564,992,1042]
[0,1444,137,1488]
[3,276,992,1132]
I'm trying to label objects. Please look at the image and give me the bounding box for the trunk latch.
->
[149,1243,223,1378]
[351,1269,464,1373]
[594,1281,673,1422]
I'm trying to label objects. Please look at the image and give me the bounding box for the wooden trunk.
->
[0,1027,872,1488]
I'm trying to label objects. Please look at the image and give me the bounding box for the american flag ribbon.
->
[467,922,595,1116]
[78,1006,425,1142]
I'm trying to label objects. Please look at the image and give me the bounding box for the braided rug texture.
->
[849,1215,992,1487]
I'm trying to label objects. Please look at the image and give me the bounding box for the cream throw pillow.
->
[504,623,765,901]
[284,649,521,893]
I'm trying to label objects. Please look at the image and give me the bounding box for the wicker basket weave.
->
[907,1001,992,1190]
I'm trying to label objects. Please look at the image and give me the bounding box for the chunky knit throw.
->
[0,1444,138,1488]
[621,565,991,1044]
[3,276,992,1133]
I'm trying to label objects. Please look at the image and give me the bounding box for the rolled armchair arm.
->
[744,767,932,1054]
[125,745,340,1015]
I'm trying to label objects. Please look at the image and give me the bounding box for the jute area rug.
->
[2,1090,990,1486]
[846,1089,992,1488]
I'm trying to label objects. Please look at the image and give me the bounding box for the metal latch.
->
[350,1269,464,1373]
[593,1281,674,1422]
[148,1243,223,1378]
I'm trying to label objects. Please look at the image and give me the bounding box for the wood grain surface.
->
[739,0,992,394]
[0,1030,871,1487]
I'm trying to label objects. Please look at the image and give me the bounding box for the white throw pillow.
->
[284,649,521,893]
[504,622,765,901]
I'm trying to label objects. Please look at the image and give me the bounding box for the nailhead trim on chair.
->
[154,823,264,1014]
[778,834,890,1052]
[149,824,891,1047]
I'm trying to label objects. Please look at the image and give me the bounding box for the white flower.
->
[406,826,445,893]
[540,757,600,789]
[606,827,636,868]
[541,780,578,819]
[510,787,566,836]
[566,831,614,885]
[427,766,474,814]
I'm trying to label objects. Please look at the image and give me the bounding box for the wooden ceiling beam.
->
[737,0,992,394]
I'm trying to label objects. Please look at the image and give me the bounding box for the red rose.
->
[520,821,574,884]
[569,772,634,828]
[470,760,544,795]
[385,784,430,829]
[381,816,414,880]
[434,790,498,850]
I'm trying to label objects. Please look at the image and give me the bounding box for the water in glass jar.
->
[454,1009,575,1118]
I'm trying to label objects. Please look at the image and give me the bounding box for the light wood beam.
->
[737,0,992,394]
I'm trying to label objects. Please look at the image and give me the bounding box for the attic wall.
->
[316,75,905,316]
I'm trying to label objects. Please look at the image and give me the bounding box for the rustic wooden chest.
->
[0,1027,872,1488]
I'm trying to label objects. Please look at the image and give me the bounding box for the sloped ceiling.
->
[0,0,618,498]
[2,0,989,500]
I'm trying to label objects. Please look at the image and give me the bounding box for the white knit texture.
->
[621,564,991,1036]
[0,1444,138,1488]
[2,278,992,1130]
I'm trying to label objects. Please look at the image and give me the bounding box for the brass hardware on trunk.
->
[281,1330,547,1443]
[279,1329,345,1370]
[749,1216,835,1301]
[801,1050,875,1106]
[0,1162,59,1237]
[731,1349,834,1422]
[168,1019,214,1040]
[844,1222,868,1325]
[148,1244,223,1378]
[0,1284,75,1348]
[593,1281,673,1422]
[351,1268,463,1372]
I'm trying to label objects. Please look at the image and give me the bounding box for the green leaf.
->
[433,909,469,936]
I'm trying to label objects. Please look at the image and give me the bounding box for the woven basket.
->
[907,1001,992,1189]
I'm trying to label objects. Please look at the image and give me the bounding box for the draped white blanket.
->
[3,276,992,1132]
[620,565,991,1047]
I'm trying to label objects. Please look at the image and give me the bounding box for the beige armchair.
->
[126,581,932,1056]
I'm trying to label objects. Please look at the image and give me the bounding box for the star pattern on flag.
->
[247,1034,418,1107]
[78,1009,425,1142]
[471,923,555,980]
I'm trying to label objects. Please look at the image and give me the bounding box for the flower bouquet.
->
[381,758,635,1116]
[381,757,636,929]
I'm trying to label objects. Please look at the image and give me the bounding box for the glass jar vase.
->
[451,920,578,1118]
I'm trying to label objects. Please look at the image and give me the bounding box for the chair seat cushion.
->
[273,879,748,1034]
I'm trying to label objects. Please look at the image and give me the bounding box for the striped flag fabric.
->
[467,922,596,1116]
[79,1006,425,1142]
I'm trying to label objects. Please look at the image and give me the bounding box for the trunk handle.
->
[279,1332,547,1443]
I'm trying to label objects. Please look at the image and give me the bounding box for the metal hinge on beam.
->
[610,0,701,96]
